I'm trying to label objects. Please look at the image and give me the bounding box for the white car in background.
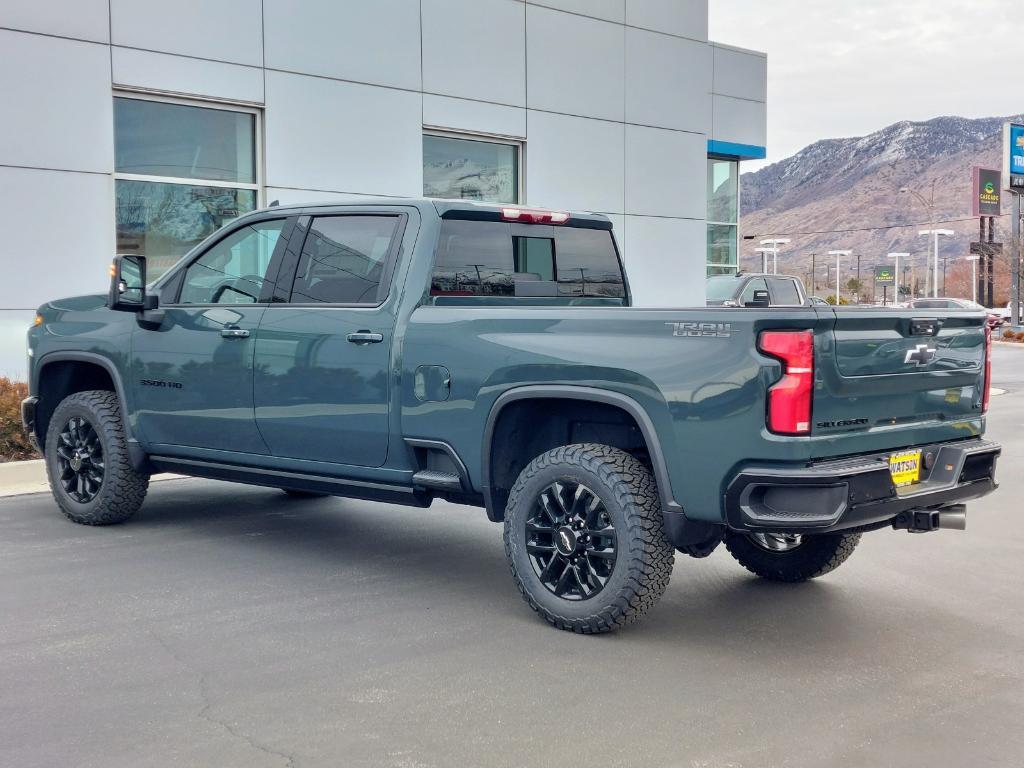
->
[996,301,1023,325]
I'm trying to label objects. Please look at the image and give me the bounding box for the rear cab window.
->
[430,218,627,306]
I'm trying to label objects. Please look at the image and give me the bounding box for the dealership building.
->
[0,0,766,378]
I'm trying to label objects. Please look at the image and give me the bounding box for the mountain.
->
[739,114,1023,300]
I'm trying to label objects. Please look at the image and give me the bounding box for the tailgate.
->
[811,307,987,458]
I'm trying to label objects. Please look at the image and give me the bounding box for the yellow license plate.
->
[889,450,922,487]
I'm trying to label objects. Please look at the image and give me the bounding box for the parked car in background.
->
[809,295,830,307]
[908,298,1002,330]
[996,300,1023,326]
[706,273,808,307]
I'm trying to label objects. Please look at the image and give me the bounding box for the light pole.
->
[966,254,980,303]
[828,250,851,304]
[754,248,772,274]
[918,229,954,298]
[888,252,909,305]
[759,238,791,275]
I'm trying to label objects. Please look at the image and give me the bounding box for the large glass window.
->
[290,216,400,305]
[707,157,739,276]
[423,134,519,203]
[114,96,260,279]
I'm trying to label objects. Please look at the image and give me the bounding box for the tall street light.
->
[754,248,772,274]
[828,250,852,304]
[966,254,980,303]
[759,238,791,275]
[887,252,909,305]
[918,229,955,298]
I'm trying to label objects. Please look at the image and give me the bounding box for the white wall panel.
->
[423,95,526,138]
[0,168,114,310]
[265,72,422,196]
[625,27,710,133]
[423,0,525,106]
[0,0,109,42]
[0,31,112,173]
[264,189,397,206]
[110,0,262,66]
[526,6,624,122]
[712,45,767,102]
[625,125,704,219]
[625,0,706,41]
[0,310,34,380]
[264,0,421,91]
[712,95,767,148]
[526,111,623,213]
[622,215,705,307]
[112,48,264,104]
[526,0,624,24]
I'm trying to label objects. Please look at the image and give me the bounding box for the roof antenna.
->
[268,199,280,207]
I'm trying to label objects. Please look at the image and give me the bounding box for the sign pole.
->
[1014,191,1022,328]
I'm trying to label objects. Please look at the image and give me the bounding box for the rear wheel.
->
[724,530,860,582]
[503,444,674,633]
[44,390,149,525]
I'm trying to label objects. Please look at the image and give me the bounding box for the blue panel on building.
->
[707,140,766,160]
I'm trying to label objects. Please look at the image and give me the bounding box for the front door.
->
[254,213,405,467]
[132,217,290,454]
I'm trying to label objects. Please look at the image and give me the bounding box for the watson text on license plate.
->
[889,449,922,487]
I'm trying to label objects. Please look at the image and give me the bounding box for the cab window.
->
[178,219,285,304]
[739,278,769,305]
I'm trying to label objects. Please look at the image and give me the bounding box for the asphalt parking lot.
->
[2,346,1023,768]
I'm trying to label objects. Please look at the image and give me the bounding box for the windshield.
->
[705,276,744,304]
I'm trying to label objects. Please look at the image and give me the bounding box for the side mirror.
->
[744,289,771,308]
[108,255,152,312]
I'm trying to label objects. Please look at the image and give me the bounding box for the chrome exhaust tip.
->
[936,505,967,531]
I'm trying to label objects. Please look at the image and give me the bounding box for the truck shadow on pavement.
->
[124,479,953,659]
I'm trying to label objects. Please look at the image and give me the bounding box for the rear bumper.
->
[724,437,1000,534]
[21,396,40,451]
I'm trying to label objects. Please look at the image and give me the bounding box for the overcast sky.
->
[709,0,1019,170]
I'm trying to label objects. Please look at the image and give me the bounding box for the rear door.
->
[811,307,987,458]
[252,212,406,467]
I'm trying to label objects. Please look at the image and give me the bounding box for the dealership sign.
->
[1004,122,1024,189]
[874,265,895,285]
[972,167,1001,216]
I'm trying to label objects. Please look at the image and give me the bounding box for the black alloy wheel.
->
[56,415,105,503]
[525,480,617,601]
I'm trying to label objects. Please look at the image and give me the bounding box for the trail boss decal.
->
[666,322,732,338]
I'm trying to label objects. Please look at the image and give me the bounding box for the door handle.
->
[220,327,250,339]
[347,331,384,345]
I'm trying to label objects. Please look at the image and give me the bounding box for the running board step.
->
[412,469,462,491]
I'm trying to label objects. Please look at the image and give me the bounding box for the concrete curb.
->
[0,459,184,498]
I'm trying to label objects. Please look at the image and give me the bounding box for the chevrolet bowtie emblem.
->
[904,344,937,366]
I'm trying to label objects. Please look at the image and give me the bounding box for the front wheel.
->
[503,444,674,633]
[724,530,861,582]
[44,390,149,525]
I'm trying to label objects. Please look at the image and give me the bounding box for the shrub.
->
[1003,329,1017,341]
[0,378,36,462]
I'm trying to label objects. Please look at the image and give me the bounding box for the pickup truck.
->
[22,199,1000,633]
[706,272,808,308]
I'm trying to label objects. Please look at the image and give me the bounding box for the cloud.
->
[710,0,1016,167]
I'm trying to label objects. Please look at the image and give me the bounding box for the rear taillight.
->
[501,207,570,225]
[982,324,992,413]
[758,330,814,435]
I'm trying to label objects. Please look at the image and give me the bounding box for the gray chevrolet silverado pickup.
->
[22,199,1000,633]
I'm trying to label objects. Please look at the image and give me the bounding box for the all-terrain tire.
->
[723,531,861,583]
[280,488,328,499]
[44,390,149,525]
[503,444,674,633]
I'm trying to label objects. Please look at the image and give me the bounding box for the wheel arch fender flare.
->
[35,350,148,472]
[480,384,683,521]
